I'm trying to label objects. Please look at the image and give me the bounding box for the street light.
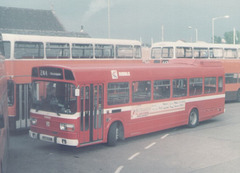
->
[188,26,198,42]
[212,15,230,43]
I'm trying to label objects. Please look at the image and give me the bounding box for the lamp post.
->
[188,26,198,42]
[108,0,111,38]
[212,15,230,43]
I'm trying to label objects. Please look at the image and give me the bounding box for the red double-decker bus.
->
[0,35,8,173]
[2,32,142,131]
[29,59,225,147]
[151,41,240,101]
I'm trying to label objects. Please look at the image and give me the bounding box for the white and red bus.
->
[2,32,142,131]
[29,59,225,147]
[0,35,8,173]
[151,41,240,101]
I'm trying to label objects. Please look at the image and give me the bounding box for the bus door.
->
[79,84,103,144]
[16,84,31,129]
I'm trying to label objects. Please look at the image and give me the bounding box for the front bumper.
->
[29,130,78,147]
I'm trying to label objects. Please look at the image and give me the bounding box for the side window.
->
[151,48,161,59]
[225,73,238,84]
[153,80,170,100]
[218,77,223,92]
[134,45,141,59]
[189,78,203,96]
[132,81,151,102]
[46,43,70,59]
[176,47,192,58]
[72,44,93,59]
[162,47,173,58]
[204,77,216,94]
[7,80,14,106]
[95,44,114,58]
[14,41,44,59]
[107,82,129,105]
[116,45,133,59]
[172,79,187,97]
[3,41,10,59]
[0,104,4,129]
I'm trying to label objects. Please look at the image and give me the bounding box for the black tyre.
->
[188,109,199,128]
[107,122,119,146]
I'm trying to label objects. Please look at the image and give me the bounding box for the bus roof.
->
[1,33,141,46]
[32,59,223,83]
[152,41,240,49]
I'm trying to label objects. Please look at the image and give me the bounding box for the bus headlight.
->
[30,118,37,125]
[60,123,75,131]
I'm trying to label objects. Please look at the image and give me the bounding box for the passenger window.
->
[132,81,151,102]
[3,41,10,59]
[14,41,44,59]
[176,47,192,58]
[172,79,187,97]
[153,80,170,100]
[218,77,223,92]
[225,73,238,84]
[116,45,133,58]
[189,78,203,96]
[7,80,14,106]
[107,82,129,105]
[204,77,216,94]
[72,44,93,59]
[46,43,70,59]
[162,47,173,58]
[95,44,114,58]
[151,48,161,59]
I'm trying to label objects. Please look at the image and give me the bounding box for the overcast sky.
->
[1,0,239,44]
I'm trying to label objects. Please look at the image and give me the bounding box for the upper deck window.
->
[72,44,93,59]
[193,48,208,59]
[3,41,10,59]
[14,42,44,59]
[162,47,173,58]
[209,48,223,58]
[176,47,192,58]
[116,45,133,59]
[46,43,70,59]
[134,45,141,59]
[151,48,161,59]
[95,44,114,59]
[224,48,237,59]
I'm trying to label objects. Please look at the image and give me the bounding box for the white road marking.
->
[145,142,156,149]
[161,134,169,139]
[114,166,124,173]
[128,152,140,160]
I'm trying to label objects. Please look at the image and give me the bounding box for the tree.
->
[224,30,240,44]
[214,36,222,43]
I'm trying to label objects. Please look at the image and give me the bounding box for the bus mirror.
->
[75,88,80,97]
[0,114,4,129]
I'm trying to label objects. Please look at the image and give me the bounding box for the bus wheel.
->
[107,122,120,146]
[188,109,199,128]
[237,90,240,102]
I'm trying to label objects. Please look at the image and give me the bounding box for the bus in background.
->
[2,32,142,132]
[29,59,225,147]
[0,34,8,173]
[151,41,240,101]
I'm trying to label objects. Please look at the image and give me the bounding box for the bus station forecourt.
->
[2,32,240,172]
